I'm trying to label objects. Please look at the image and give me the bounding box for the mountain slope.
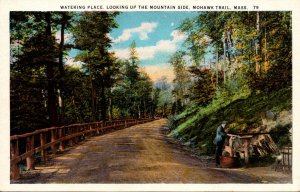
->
[169,87,292,154]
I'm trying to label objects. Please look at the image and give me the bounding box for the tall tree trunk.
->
[229,33,236,62]
[45,12,58,126]
[215,45,219,87]
[264,23,269,72]
[88,63,98,121]
[247,12,252,68]
[108,88,113,121]
[58,12,66,124]
[150,94,153,118]
[223,31,226,84]
[59,13,66,77]
[90,74,97,121]
[226,38,231,67]
[174,94,177,115]
[143,98,146,118]
[100,82,107,121]
[255,12,261,76]
[138,103,141,119]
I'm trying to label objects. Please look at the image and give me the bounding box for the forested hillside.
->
[167,11,292,154]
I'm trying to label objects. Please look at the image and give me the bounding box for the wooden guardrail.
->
[279,146,292,172]
[10,118,154,180]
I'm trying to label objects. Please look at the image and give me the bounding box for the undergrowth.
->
[169,87,292,155]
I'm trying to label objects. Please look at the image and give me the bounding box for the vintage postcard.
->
[0,0,299,191]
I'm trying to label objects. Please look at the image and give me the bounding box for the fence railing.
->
[10,118,154,180]
[280,146,292,172]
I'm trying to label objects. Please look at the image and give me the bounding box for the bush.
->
[271,123,292,148]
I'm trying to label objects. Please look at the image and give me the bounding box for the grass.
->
[169,87,292,155]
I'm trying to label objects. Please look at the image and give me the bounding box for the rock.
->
[266,111,275,120]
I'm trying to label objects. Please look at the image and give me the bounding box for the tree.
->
[10,11,121,133]
[136,70,154,118]
[56,12,73,124]
[10,11,161,135]
[72,12,119,121]
[111,42,155,119]
[60,66,93,123]
[179,11,292,94]
[10,12,63,133]
[154,76,173,117]
[187,66,219,106]
[169,51,191,113]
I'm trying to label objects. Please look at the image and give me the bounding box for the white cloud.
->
[142,63,174,82]
[113,48,131,59]
[171,22,174,27]
[112,30,186,60]
[171,30,186,42]
[65,56,83,68]
[113,22,158,43]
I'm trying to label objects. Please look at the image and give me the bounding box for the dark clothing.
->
[214,124,227,166]
[213,125,227,145]
[215,145,223,165]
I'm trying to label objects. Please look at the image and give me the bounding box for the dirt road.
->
[16,119,290,183]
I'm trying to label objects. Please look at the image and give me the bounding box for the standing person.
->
[213,121,228,167]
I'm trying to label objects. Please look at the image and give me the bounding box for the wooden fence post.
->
[72,126,76,144]
[68,127,73,146]
[289,147,292,171]
[81,125,85,139]
[244,139,249,165]
[75,126,79,143]
[10,140,20,180]
[73,126,77,143]
[26,136,35,170]
[78,125,85,141]
[96,123,100,135]
[90,124,93,136]
[51,129,56,155]
[103,121,106,133]
[40,132,47,162]
[58,128,64,152]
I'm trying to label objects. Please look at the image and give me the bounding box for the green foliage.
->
[111,43,156,119]
[179,11,292,94]
[10,71,49,134]
[168,104,198,131]
[157,87,173,117]
[154,76,173,117]
[170,87,291,155]
[169,51,191,114]
[10,11,161,135]
[188,67,217,105]
[60,67,94,123]
[10,12,62,132]
[169,11,292,156]
[72,12,120,121]
[271,123,292,148]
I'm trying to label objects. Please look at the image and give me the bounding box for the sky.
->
[109,12,198,82]
[68,11,198,82]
